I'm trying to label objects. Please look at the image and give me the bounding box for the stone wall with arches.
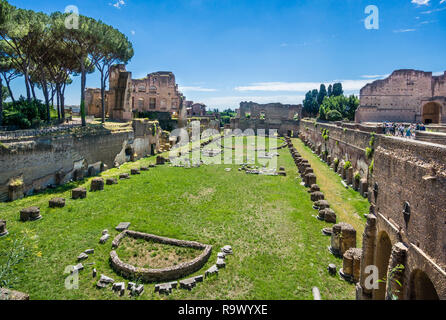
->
[299,119,446,300]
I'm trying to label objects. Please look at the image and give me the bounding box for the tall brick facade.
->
[86,65,185,121]
[356,70,446,124]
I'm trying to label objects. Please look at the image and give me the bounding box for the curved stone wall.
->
[109,230,212,282]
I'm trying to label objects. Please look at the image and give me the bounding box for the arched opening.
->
[421,102,442,124]
[409,269,439,300]
[374,231,392,300]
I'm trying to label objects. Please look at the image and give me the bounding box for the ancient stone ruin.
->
[109,230,212,282]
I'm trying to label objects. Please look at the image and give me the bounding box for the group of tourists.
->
[382,122,426,139]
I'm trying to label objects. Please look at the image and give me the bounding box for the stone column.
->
[359,214,377,299]
[347,167,354,185]
[385,242,408,301]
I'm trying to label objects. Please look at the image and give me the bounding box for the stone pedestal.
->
[311,191,324,202]
[327,155,332,166]
[0,220,8,237]
[90,178,104,191]
[72,187,87,199]
[315,200,330,210]
[330,222,356,256]
[8,183,24,202]
[106,178,118,185]
[305,173,317,187]
[119,173,130,180]
[20,207,42,222]
[342,248,363,283]
[360,179,368,198]
[347,167,354,185]
[156,156,166,165]
[324,209,337,223]
[49,198,65,208]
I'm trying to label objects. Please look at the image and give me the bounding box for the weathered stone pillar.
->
[342,248,363,283]
[305,173,317,187]
[359,214,377,299]
[385,242,408,301]
[330,222,356,256]
[347,167,354,185]
[360,179,368,198]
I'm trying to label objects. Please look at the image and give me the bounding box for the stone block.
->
[314,200,329,210]
[179,278,196,290]
[216,258,226,269]
[311,191,324,202]
[330,223,357,256]
[119,173,130,180]
[310,184,320,193]
[0,288,29,300]
[328,264,337,276]
[106,178,118,185]
[131,168,140,175]
[99,233,110,244]
[8,183,24,202]
[347,167,354,185]
[0,220,8,237]
[72,187,87,200]
[140,166,149,171]
[156,156,167,165]
[342,248,363,283]
[115,222,130,231]
[324,209,337,224]
[20,206,42,222]
[205,265,219,278]
[78,253,88,261]
[360,179,368,197]
[49,197,65,208]
[90,178,104,192]
[305,173,317,188]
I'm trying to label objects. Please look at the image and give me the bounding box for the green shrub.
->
[334,158,339,166]
[366,147,374,159]
[343,161,352,170]
[354,172,361,182]
[2,98,48,129]
[369,159,374,175]
[326,110,343,121]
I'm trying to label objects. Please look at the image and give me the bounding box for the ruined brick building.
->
[86,65,185,121]
[230,102,302,136]
[356,70,446,124]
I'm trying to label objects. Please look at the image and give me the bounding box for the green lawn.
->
[0,137,361,300]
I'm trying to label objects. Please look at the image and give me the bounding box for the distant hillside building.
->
[187,103,207,117]
[356,70,446,124]
[86,65,185,121]
[230,102,302,136]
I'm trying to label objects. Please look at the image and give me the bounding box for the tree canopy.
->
[0,0,133,127]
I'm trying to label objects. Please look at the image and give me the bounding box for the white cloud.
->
[411,0,430,5]
[393,28,417,33]
[110,0,126,9]
[433,71,445,76]
[360,74,390,79]
[234,79,378,93]
[179,86,218,92]
[130,30,136,35]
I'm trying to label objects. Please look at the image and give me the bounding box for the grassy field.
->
[0,137,367,300]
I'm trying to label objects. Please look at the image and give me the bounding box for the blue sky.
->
[7,0,446,110]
